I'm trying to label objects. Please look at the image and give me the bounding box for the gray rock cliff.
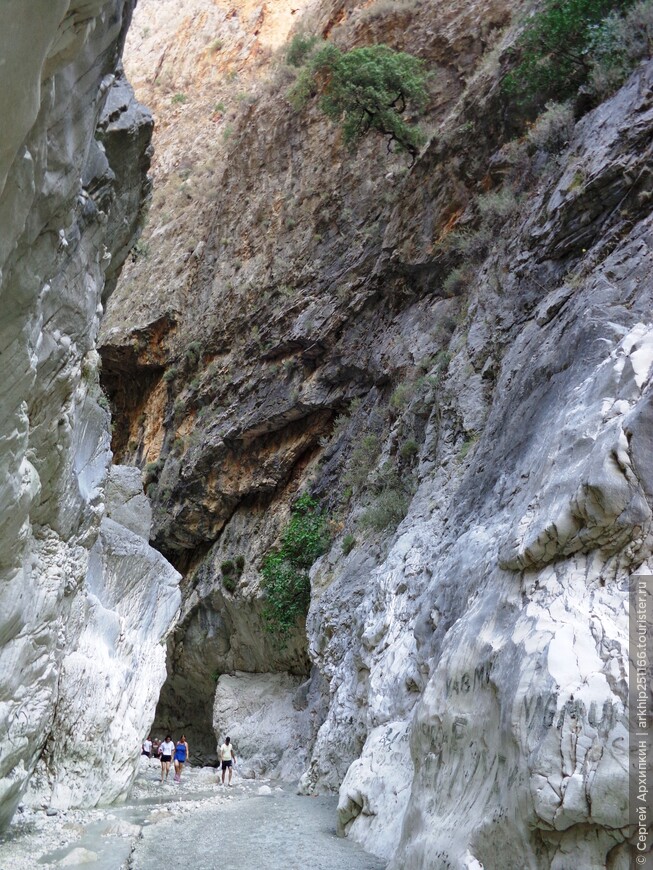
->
[0,0,179,828]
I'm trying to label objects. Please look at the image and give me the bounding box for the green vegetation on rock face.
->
[261,494,330,640]
[503,0,641,106]
[286,32,320,68]
[586,1,653,96]
[342,532,356,555]
[359,463,413,532]
[221,555,245,593]
[289,42,428,157]
[344,433,381,492]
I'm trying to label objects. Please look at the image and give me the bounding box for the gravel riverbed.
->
[0,760,386,869]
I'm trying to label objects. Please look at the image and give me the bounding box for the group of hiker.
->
[141,734,189,782]
[141,734,237,785]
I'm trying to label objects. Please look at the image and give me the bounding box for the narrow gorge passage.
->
[1,0,650,867]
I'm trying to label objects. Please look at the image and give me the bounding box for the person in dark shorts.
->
[159,735,175,783]
[141,735,152,758]
[220,736,237,786]
[174,735,189,783]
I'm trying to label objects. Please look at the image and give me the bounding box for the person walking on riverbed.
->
[159,735,175,783]
[174,735,189,783]
[220,737,236,786]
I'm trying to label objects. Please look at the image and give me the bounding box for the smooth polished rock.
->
[46,517,180,809]
[106,464,152,538]
[213,672,312,781]
[0,0,176,830]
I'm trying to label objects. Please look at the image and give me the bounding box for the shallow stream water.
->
[0,760,386,870]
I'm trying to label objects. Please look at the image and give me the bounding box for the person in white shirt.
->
[220,737,237,786]
[141,736,153,758]
[159,735,175,782]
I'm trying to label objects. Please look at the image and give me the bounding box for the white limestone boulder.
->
[213,672,312,780]
[45,516,180,810]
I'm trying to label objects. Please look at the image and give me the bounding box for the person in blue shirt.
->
[174,735,189,783]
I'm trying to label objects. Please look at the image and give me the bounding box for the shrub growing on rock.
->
[342,532,356,555]
[290,43,429,157]
[359,0,419,22]
[526,100,575,153]
[162,366,177,383]
[223,574,237,593]
[390,382,414,411]
[360,485,409,531]
[261,494,330,640]
[587,0,653,97]
[286,32,320,67]
[143,458,164,486]
[359,462,414,533]
[476,188,519,226]
[343,432,381,491]
[399,439,419,461]
[503,0,637,106]
[222,557,245,592]
[184,341,202,367]
[442,265,472,297]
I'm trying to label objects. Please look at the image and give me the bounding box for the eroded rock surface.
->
[213,671,325,780]
[0,1,179,828]
[40,468,181,812]
[314,62,653,869]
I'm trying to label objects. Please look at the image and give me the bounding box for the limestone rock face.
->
[304,62,653,869]
[106,465,153,538]
[97,67,154,302]
[44,470,181,811]
[0,1,178,828]
[101,0,512,767]
[213,672,319,780]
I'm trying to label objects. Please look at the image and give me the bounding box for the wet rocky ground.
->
[0,760,386,869]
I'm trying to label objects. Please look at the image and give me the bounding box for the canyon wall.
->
[0,0,644,866]
[324,64,653,865]
[0,0,179,827]
[99,0,646,863]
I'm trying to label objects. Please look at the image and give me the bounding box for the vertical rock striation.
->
[0,1,179,828]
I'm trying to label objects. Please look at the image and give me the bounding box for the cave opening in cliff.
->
[152,642,220,767]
